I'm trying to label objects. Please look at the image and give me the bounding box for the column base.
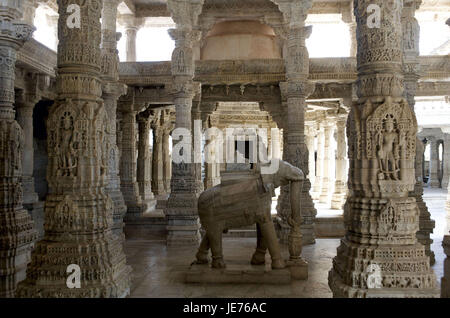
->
[329,240,439,298]
[442,235,450,298]
[319,180,330,203]
[329,268,440,298]
[330,194,346,210]
[166,215,201,247]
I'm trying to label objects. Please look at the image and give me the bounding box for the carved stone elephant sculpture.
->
[195,159,304,269]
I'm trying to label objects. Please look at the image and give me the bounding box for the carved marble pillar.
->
[305,124,316,187]
[312,123,324,199]
[319,121,334,203]
[17,0,131,298]
[342,3,357,57]
[429,138,440,188]
[119,104,144,217]
[119,15,144,62]
[442,134,450,189]
[137,110,156,206]
[101,0,127,236]
[329,0,438,298]
[276,0,316,246]
[15,89,39,205]
[165,0,204,245]
[0,2,37,298]
[331,116,347,210]
[402,0,435,266]
[162,117,173,194]
[151,112,165,195]
[22,0,38,25]
[45,14,58,51]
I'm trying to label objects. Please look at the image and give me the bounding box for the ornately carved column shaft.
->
[137,112,155,203]
[15,94,39,205]
[101,0,128,237]
[162,124,172,193]
[165,11,204,245]
[0,2,37,298]
[276,0,316,246]
[312,124,324,198]
[17,0,131,298]
[429,138,441,188]
[305,125,315,186]
[152,121,165,195]
[319,122,334,203]
[120,109,143,216]
[331,117,348,210]
[329,0,438,298]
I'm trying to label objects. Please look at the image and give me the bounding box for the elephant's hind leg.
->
[259,221,285,269]
[195,234,210,264]
[209,226,226,269]
[251,224,267,265]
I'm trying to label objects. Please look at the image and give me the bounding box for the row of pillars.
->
[307,115,348,209]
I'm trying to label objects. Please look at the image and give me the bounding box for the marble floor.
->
[125,188,448,298]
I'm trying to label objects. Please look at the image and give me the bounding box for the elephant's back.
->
[198,178,271,220]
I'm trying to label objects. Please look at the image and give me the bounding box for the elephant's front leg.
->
[208,225,226,269]
[259,219,285,269]
[251,224,267,265]
[195,234,210,264]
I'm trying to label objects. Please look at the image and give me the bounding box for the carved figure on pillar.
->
[17,0,131,298]
[328,0,438,298]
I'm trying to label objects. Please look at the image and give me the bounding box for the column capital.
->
[167,0,204,29]
[117,14,145,30]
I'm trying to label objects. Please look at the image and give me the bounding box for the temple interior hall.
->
[1,0,450,298]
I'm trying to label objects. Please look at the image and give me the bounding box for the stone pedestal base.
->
[315,216,345,238]
[185,262,291,284]
[442,235,450,298]
[23,201,45,240]
[286,258,308,280]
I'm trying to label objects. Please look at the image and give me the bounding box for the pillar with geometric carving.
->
[0,2,37,298]
[118,95,144,218]
[305,124,316,187]
[15,89,39,206]
[275,0,316,246]
[101,0,128,237]
[165,0,204,246]
[137,110,156,211]
[118,14,144,62]
[429,138,441,188]
[329,0,438,297]
[319,121,335,203]
[331,115,347,210]
[17,0,131,297]
[151,112,165,195]
[312,122,324,200]
[162,109,174,194]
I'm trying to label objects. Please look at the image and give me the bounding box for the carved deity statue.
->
[377,115,402,180]
[58,112,76,176]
